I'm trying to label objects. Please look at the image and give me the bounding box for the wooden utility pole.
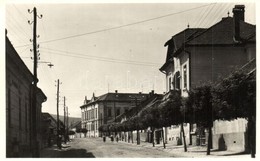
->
[56,79,61,149]
[63,96,66,144]
[28,7,42,157]
[66,106,69,141]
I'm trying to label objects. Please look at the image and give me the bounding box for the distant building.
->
[69,121,82,138]
[160,5,255,150]
[6,31,47,157]
[80,91,149,137]
[114,92,163,143]
[41,113,65,148]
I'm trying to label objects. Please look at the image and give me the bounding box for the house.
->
[6,30,47,157]
[41,113,61,147]
[160,5,255,150]
[69,121,82,138]
[113,92,163,143]
[80,91,149,137]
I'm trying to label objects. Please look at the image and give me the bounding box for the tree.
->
[213,71,256,157]
[186,85,214,155]
[81,128,88,138]
[68,130,75,135]
[159,90,186,151]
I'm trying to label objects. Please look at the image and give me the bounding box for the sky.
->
[3,1,256,117]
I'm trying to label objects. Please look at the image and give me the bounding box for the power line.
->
[40,47,161,65]
[40,48,161,67]
[15,3,216,48]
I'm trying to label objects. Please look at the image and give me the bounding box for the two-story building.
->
[6,31,47,157]
[160,5,255,150]
[80,91,149,137]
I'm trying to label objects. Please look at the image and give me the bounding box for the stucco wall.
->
[212,118,248,151]
[189,46,249,88]
[165,124,190,145]
[212,132,247,152]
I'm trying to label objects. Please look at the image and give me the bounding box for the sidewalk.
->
[112,138,251,158]
[40,143,72,158]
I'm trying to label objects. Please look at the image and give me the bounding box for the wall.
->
[212,118,248,151]
[81,100,135,138]
[165,124,190,145]
[189,46,249,88]
[6,36,46,157]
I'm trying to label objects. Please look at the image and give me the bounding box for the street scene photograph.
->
[4,0,257,158]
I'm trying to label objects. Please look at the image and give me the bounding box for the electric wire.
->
[40,48,161,67]
[40,47,161,66]
[14,3,216,48]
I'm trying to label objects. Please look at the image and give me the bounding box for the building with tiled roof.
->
[159,5,255,151]
[80,91,149,137]
[6,30,47,157]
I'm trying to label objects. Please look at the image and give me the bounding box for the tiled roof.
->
[165,28,206,49]
[161,28,206,71]
[114,94,163,122]
[96,93,148,102]
[81,92,150,108]
[187,17,256,45]
[70,121,81,129]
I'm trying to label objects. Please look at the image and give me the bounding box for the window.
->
[19,97,21,130]
[169,77,172,90]
[175,71,180,90]
[108,108,111,117]
[8,89,11,128]
[183,65,187,89]
[25,103,27,131]
[96,109,98,118]
[116,109,120,116]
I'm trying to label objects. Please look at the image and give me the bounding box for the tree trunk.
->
[162,128,166,149]
[128,131,130,143]
[152,128,155,147]
[248,117,256,158]
[181,123,187,152]
[131,131,134,143]
[137,130,140,145]
[206,126,212,155]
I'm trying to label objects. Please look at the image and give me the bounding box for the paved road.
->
[41,137,176,158]
[40,137,251,158]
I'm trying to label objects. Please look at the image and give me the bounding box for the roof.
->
[97,93,148,101]
[187,17,256,45]
[160,28,206,72]
[80,92,150,108]
[114,94,163,122]
[165,28,206,49]
[160,16,256,72]
[240,58,256,75]
[6,32,34,82]
[70,121,81,129]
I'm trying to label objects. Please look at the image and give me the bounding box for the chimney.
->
[115,90,118,93]
[233,5,245,41]
[151,90,154,95]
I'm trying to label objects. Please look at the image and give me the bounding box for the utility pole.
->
[66,106,69,141]
[28,7,42,157]
[56,79,61,149]
[63,96,66,144]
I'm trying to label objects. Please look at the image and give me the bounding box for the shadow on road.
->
[41,148,95,158]
[60,148,95,158]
